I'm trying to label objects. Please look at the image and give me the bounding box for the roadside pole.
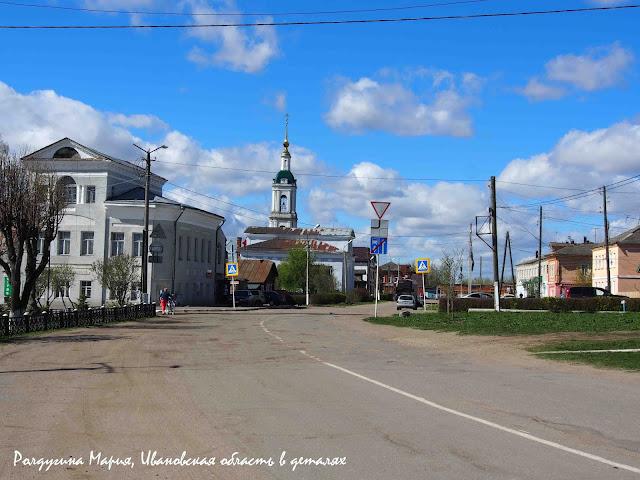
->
[371,201,391,319]
[422,273,426,312]
[374,260,379,318]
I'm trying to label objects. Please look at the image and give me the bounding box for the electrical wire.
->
[0,0,491,17]
[1,4,638,29]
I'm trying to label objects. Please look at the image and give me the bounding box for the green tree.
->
[277,247,338,293]
[91,254,139,306]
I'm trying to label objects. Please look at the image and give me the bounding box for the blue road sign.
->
[226,263,239,276]
[371,237,388,255]
[415,258,430,274]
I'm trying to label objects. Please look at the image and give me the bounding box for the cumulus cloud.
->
[518,43,634,101]
[517,78,567,102]
[264,92,287,112]
[498,119,640,213]
[186,2,278,73]
[0,80,329,241]
[324,71,479,137]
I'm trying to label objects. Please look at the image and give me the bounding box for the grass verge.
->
[528,339,640,371]
[364,311,640,336]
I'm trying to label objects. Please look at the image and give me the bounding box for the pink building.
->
[592,226,640,298]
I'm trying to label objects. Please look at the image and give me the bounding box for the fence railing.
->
[1,303,157,338]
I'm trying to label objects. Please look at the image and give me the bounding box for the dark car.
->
[230,290,263,306]
[566,286,628,298]
[263,291,286,306]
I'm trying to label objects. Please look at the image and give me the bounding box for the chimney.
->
[583,236,588,244]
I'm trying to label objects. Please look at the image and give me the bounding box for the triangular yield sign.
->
[371,201,390,219]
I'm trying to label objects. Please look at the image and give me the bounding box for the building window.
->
[208,241,212,264]
[178,236,183,260]
[85,186,96,203]
[194,237,198,262]
[58,231,70,255]
[59,176,77,204]
[56,285,70,298]
[130,282,141,301]
[111,232,125,256]
[187,236,191,261]
[36,233,45,255]
[132,233,143,257]
[80,280,92,298]
[201,239,205,262]
[81,231,94,256]
[280,195,288,213]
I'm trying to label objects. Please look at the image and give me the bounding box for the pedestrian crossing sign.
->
[415,258,430,274]
[226,263,239,277]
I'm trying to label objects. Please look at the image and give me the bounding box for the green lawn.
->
[528,339,640,371]
[364,311,640,336]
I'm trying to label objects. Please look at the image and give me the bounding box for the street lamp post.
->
[306,224,320,306]
[133,143,167,303]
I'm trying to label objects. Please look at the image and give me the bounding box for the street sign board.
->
[4,277,11,296]
[230,280,239,285]
[225,263,239,277]
[370,219,389,239]
[371,201,390,219]
[371,237,388,255]
[415,258,430,274]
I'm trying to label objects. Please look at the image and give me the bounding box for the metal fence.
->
[1,303,157,338]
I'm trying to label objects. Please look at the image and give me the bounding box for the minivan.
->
[566,287,627,298]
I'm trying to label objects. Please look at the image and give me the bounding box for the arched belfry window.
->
[59,176,77,204]
[53,147,80,159]
[280,195,288,213]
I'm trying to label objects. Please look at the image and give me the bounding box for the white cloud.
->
[264,92,286,112]
[108,113,169,130]
[186,2,279,73]
[545,43,634,91]
[517,43,634,101]
[517,78,567,102]
[324,75,476,137]
[498,119,640,213]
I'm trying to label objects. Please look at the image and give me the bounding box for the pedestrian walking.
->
[160,288,170,314]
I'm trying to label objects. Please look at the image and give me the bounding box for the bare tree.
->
[439,248,465,315]
[0,136,66,316]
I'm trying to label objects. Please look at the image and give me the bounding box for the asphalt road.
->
[1,303,639,479]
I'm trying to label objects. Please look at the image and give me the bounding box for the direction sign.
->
[415,258,430,274]
[371,237,388,255]
[371,201,390,219]
[370,219,389,239]
[3,277,11,296]
[225,263,239,277]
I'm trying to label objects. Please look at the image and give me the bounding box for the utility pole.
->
[133,143,167,303]
[479,256,482,287]
[468,223,473,294]
[490,176,500,310]
[500,231,509,292]
[603,185,611,292]
[509,234,516,294]
[537,206,542,298]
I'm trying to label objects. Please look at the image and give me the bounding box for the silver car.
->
[396,294,417,310]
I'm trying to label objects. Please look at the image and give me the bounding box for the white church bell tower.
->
[269,116,298,228]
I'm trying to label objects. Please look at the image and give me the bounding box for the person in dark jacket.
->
[159,288,170,314]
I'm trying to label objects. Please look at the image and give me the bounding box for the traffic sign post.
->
[415,259,430,311]
[370,201,390,318]
[226,263,239,309]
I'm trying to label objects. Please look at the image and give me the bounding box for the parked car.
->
[397,294,418,310]
[249,289,266,305]
[461,292,493,298]
[263,290,285,306]
[230,290,263,306]
[500,293,515,299]
[566,286,628,298]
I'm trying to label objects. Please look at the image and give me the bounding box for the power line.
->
[0,0,490,17]
[1,4,638,29]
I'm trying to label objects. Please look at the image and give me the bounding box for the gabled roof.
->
[608,225,640,246]
[21,137,167,182]
[244,238,339,253]
[237,259,278,284]
[548,243,595,257]
[245,226,354,237]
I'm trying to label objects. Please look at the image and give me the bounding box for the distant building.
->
[515,257,548,298]
[353,247,376,294]
[545,239,593,297]
[592,225,640,297]
[2,138,227,308]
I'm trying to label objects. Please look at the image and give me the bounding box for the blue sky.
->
[1,0,639,276]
